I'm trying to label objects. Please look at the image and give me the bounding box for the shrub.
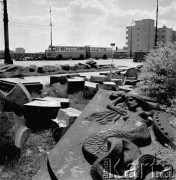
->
[137,42,176,105]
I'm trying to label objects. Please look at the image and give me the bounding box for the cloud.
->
[4,0,176,52]
[32,0,47,5]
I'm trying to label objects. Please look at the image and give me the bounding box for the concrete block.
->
[28,65,37,73]
[70,64,79,71]
[85,81,98,90]
[0,89,6,112]
[15,126,30,149]
[111,79,123,86]
[47,66,56,72]
[51,107,82,142]
[5,82,32,115]
[0,79,43,93]
[67,78,85,94]
[90,75,108,83]
[99,72,108,76]
[50,73,80,85]
[54,107,82,127]
[118,85,134,92]
[34,96,70,108]
[83,81,99,99]
[0,112,27,152]
[103,81,116,90]
[61,64,70,71]
[24,100,61,129]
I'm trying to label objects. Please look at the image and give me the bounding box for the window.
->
[162,35,165,39]
[137,33,139,36]
[162,30,165,33]
[137,39,139,41]
[137,27,140,30]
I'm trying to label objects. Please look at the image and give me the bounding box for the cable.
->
[10,21,48,27]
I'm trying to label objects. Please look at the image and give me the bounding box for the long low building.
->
[0,51,45,60]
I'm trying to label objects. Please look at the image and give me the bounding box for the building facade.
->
[126,19,155,56]
[157,26,172,43]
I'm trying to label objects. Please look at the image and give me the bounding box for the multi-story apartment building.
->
[157,26,172,43]
[126,19,155,56]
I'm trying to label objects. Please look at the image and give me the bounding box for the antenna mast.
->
[155,0,158,47]
[50,7,53,47]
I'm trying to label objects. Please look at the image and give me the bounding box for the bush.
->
[137,42,176,105]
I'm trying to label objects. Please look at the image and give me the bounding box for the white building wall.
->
[126,19,155,55]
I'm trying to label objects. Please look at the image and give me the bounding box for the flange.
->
[153,111,176,149]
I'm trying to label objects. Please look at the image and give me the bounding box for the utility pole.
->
[130,20,134,58]
[2,0,13,64]
[155,0,158,47]
[50,6,53,47]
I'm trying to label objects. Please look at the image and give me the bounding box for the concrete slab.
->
[90,75,108,83]
[67,78,85,94]
[24,100,61,107]
[85,81,98,90]
[24,100,61,129]
[111,78,123,86]
[33,89,158,180]
[33,89,115,180]
[54,107,82,127]
[34,96,70,108]
[0,78,43,93]
[50,73,80,85]
[5,82,32,115]
[103,81,116,90]
[83,81,99,99]
[51,107,82,142]
[0,89,6,112]
[118,85,134,92]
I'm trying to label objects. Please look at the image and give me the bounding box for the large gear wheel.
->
[153,111,176,149]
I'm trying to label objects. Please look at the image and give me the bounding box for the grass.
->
[0,130,56,180]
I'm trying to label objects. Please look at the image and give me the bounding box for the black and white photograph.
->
[0,0,176,179]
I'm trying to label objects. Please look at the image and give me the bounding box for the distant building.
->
[114,47,128,59]
[15,47,25,54]
[172,30,176,42]
[126,19,155,56]
[157,25,172,43]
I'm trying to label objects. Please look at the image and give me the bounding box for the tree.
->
[137,42,176,105]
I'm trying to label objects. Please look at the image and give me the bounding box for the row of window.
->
[48,46,112,52]
[90,48,112,52]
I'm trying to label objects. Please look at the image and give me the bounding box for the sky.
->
[0,0,176,53]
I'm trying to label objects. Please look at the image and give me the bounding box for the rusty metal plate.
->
[153,111,176,148]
